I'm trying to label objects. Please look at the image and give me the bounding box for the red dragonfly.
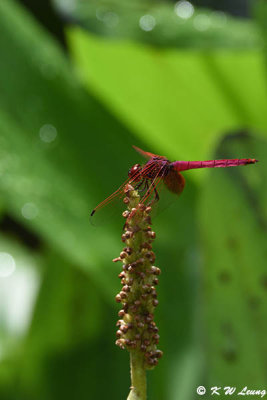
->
[91,145,258,218]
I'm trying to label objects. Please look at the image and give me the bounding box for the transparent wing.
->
[132,145,167,160]
[90,162,176,226]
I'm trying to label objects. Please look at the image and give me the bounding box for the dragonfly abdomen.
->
[172,158,258,172]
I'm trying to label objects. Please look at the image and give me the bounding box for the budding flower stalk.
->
[113,184,163,400]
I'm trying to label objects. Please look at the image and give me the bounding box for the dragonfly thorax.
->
[143,158,170,179]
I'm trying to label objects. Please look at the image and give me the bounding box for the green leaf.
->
[198,133,267,386]
[68,28,267,164]
[0,0,143,295]
[0,234,40,397]
[18,249,105,398]
[0,234,40,341]
[254,0,267,52]
[53,0,261,49]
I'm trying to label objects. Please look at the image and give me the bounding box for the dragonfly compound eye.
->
[128,164,142,181]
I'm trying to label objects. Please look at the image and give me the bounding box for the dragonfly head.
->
[128,163,142,182]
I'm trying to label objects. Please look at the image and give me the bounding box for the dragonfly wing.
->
[163,169,185,195]
[90,185,126,226]
[132,145,165,160]
[90,168,143,225]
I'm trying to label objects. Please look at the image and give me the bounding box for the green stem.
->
[127,352,147,400]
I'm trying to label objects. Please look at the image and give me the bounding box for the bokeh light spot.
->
[139,15,156,32]
[39,124,57,143]
[21,202,39,220]
[193,14,211,31]
[174,1,194,19]
[0,253,16,278]
[212,11,227,27]
[103,12,119,28]
[56,0,76,13]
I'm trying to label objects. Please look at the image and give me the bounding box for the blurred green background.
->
[0,0,266,399]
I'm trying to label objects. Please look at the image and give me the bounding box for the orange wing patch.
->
[163,169,185,195]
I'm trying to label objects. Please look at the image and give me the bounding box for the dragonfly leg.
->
[153,184,159,201]
[137,180,150,196]
[135,178,146,192]
[146,182,159,206]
